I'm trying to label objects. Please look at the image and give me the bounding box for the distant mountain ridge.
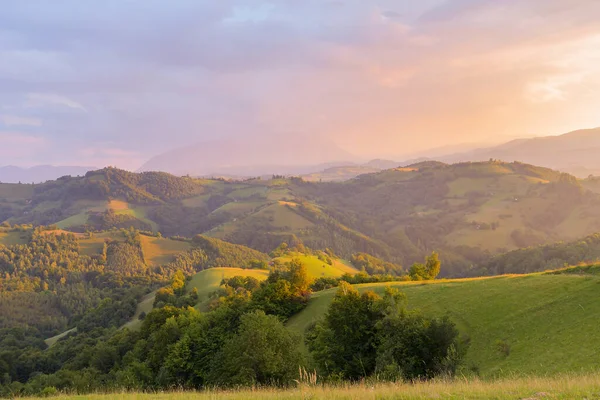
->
[438,127,600,177]
[0,165,94,183]
[3,160,600,279]
[139,135,357,176]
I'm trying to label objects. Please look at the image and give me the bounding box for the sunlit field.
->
[20,374,600,399]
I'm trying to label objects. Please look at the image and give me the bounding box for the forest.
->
[3,162,600,396]
[3,161,600,278]
[0,248,457,396]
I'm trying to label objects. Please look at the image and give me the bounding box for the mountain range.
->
[138,135,356,176]
[3,127,600,183]
[438,127,600,177]
[2,160,600,278]
[135,126,600,179]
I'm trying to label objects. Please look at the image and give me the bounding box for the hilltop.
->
[287,267,600,378]
[441,127,600,177]
[3,161,600,276]
[0,226,270,336]
[5,221,600,396]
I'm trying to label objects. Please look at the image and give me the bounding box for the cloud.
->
[0,131,46,160]
[0,131,45,145]
[25,93,87,112]
[0,114,42,127]
[0,0,599,166]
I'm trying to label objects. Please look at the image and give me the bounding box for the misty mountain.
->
[139,136,357,176]
[439,127,600,177]
[0,165,94,184]
[364,159,400,169]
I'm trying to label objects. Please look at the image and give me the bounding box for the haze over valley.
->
[2,1,600,399]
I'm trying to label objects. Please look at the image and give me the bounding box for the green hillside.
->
[287,270,600,377]
[186,267,270,310]
[0,229,29,246]
[273,252,357,278]
[4,162,600,277]
[120,292,158,331]
[301,165,381,182]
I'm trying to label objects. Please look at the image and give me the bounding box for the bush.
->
[212,311,304,386]
[40,386,58,397]
[307,284,466,381]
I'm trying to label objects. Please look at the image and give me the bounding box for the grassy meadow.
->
[274,252,357,278]
[18,374,600,399]
[120,292,158,331]
[186,267,270,310]
[287,272,600,378]
[0,230,29,246]
[139,235,191,266]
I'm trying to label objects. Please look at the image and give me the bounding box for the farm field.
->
[0,230,29,246]
[109,200,159,231]
[139,235,191,266]
[78,231,125,255]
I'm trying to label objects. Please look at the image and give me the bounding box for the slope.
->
[186,267,271,311]
[138,135,356,176]
[291,160,600,275]
[4,162,600,277]
[287,271,600,377]
[440,127,600,177]
[273,252,357,278]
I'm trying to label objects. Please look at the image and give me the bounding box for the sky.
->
[1,0,600,169]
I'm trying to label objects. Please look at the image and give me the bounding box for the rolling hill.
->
[138,135,356,176]
[0,226,273,336]
[4,161,600,277]
[287,267,600,378]
[440,127,600,177]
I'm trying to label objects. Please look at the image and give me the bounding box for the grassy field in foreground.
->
[287,273,600,378]
[19,374,600,399]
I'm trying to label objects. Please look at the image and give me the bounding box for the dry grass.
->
[139,236,191,267]
[22,374,600,399]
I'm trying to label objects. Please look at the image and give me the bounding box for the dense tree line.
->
[480,233,600,275]
[351,252,404,275]
[5,162,600,279]
[1,259,463,396]
[33,168,203,205]
[307,283,466,381]
[0,226,271,337]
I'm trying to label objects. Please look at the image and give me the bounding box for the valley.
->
[3,161,600,397]
[3,161,600,278]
